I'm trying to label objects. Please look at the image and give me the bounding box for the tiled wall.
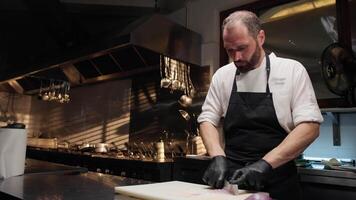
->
[2,85,356,159]
[1,65,209,152]
[28,79,132,149]
[303,113,356,160]
[0,92,32,128]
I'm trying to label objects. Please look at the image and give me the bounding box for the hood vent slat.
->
[92,54,122,75]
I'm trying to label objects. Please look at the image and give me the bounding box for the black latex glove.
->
[202,156,228,189]
[229,159,272,190]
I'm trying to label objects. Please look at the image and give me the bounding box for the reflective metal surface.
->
[0,171,149,200]
[130,14,202,66]
[0,159,149,200]
[261,0,339,99]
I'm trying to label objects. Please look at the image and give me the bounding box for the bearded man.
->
[198,10,323,200]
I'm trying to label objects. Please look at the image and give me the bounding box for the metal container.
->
[95,143,109,153]
[77,142,95,152]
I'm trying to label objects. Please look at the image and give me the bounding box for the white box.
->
[0,128,27,179]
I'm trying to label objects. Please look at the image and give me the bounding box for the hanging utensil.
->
[178,109,191,121]
[57,82,63,102]
[48,79,56,101]
[64,82,70,103]
[171,60,180,91]
[187,65,196,97]
[178,63,186,91]
[38,80,43,100]
[42,80,50,101]
[160,55,164,86]
[58,86,65,103]
[176,62,182,91]
[53,81,60,101]
[167,57,173,87]
[180,63,186,91]
[184,64,189,95]
[160,56,171,88]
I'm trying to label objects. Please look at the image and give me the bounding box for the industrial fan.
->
[321,43,356,105]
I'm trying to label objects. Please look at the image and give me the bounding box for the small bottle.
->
[186,133,195,155]
[155,140,165,162]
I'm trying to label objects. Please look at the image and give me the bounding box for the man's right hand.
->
[202,155,228,189]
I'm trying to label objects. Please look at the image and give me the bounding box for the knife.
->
[224,180,239,195]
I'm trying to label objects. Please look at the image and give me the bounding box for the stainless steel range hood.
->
[0,14,201,94]
[121,14,201,65]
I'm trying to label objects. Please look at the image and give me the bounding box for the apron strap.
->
[266,54,271,94]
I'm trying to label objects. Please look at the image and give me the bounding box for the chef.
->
[198,10,323,200]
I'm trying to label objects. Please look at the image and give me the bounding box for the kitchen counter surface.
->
[174,156,356,187]
[0,159,149,200]
[24,158,88,175]
[27,147,173,182]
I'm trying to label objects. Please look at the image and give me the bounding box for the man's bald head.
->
[222,10,261,38]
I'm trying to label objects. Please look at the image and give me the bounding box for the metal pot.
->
[78,142,95,152]
[94,143,109,153]
[171,80,180,90]
[178,95,192,108]
[160,78,171,88]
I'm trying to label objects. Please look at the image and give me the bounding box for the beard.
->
[234,42,262,73]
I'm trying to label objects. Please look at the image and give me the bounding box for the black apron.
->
[223,55,300,200]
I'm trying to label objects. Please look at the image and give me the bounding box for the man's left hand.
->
[228,159,272,190]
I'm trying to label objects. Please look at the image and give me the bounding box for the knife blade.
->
[224,180,239,195]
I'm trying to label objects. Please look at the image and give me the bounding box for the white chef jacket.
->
[197,53,323,133]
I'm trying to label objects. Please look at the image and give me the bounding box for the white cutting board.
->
[115,181,255,200]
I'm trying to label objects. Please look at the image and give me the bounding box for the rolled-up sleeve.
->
[197,74,223,126]
[291,64,323,125]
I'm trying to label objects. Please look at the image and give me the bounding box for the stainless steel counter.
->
[27,148,173,182]
[0,159,149,200]
[298,167,356,187]
[24,158,88,175]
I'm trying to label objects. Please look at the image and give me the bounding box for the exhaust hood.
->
[0,14,201,94]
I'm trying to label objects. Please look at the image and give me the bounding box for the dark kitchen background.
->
[219,0,356,161]
[0,0,355,160]
[259,0,356,160]
[0,0,210,150]
[0,1,356,199]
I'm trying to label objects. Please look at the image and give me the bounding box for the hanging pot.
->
[171,80,180,90]
[178,95,192,108]
[171,62,180,91]
[160,78,171,88]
